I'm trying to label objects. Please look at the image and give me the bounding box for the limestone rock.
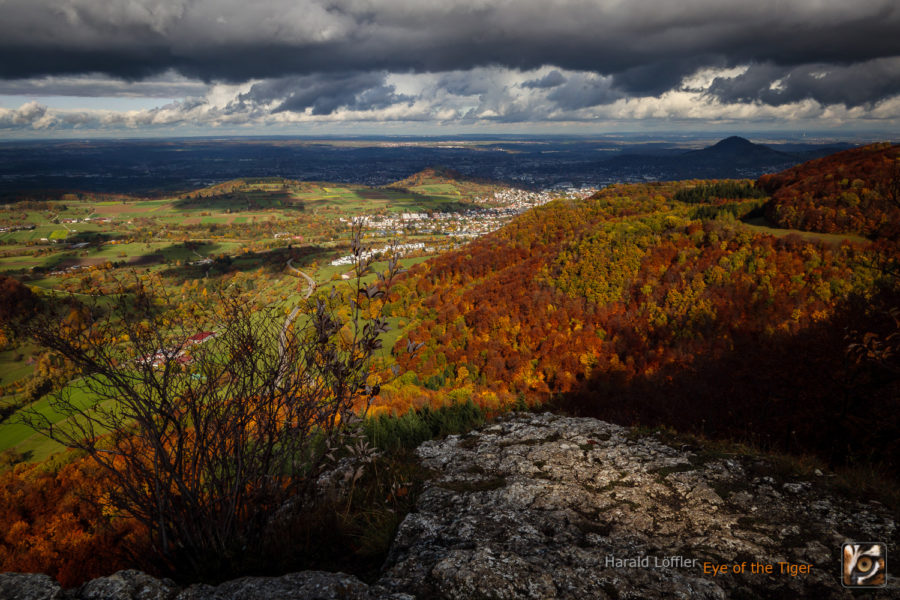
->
[174,571,373,600]
[375,412,898,599]
[77,570,179,600]
[0,573,63,600]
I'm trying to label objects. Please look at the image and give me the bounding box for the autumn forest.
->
[384,146,899,471]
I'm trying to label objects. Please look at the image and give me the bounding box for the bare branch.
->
[16,231,419,580]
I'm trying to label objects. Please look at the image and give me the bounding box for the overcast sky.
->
[1,0,899,137]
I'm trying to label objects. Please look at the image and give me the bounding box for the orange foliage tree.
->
[0,456,141,587]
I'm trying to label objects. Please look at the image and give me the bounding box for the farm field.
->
[0,173,503,275]
[0,251,429,462]
[0,171,511,463]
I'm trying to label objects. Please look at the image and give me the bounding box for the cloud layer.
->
[1,1,899,133]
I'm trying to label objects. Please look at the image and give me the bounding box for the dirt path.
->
[286,259,317,298]
[276,260,317,385]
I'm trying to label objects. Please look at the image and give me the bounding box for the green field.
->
[0,384,99,463]
[292,184,475,214]
[741,217,870,245]
[0,225,58,243]
[0,346,34,388]
[311,254,432,284]
[410,183,460,196]
[0,255,49,271]
[0,173,500,465]
[0,241,247,275]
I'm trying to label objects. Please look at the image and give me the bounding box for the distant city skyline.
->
[1,1,899,138]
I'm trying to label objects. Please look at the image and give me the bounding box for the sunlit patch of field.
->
[410,184,460,196]
[90,201,165,217]
[741,217,870,245]
[0,384,100,463]
[0,225,60,243]
[0,345,35,390]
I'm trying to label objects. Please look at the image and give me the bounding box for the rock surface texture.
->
[374,412,898,598]
[2,413,897,599]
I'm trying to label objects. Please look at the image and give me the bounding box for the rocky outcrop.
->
[0,573,64,600]
[175,571,378,600]
[374,412,897,598]
[2,413,897,599]
[77,570,178,600]
[0,571,381,600]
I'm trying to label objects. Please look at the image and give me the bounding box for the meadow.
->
[0,173,499,463]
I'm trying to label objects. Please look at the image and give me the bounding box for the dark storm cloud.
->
[522,70,566,89]
[435,71,497,97]
[611,58,721,96]
[1,1,900,107]
[546,74,623,110]
[0,73,207,98]
[707,58,900,107]
[238,72,411,115]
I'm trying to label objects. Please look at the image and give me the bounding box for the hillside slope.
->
[758,143,900,237]
[384,179,899,468]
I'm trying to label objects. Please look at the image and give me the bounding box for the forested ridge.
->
[760,142,900,237]
[384,174,899,471]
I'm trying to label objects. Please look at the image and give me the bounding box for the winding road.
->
[276,259,317,385]
[286,259,317,298]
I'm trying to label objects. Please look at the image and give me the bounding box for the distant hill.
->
[758,142,900,237]
[682,136,793,166]
[602,136,797,178]
[387,167,464,188]
[387,167,499,193]
[384,167,502,201]
[179,177,299,200]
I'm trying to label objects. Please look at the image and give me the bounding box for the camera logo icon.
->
[842,542,886,587]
